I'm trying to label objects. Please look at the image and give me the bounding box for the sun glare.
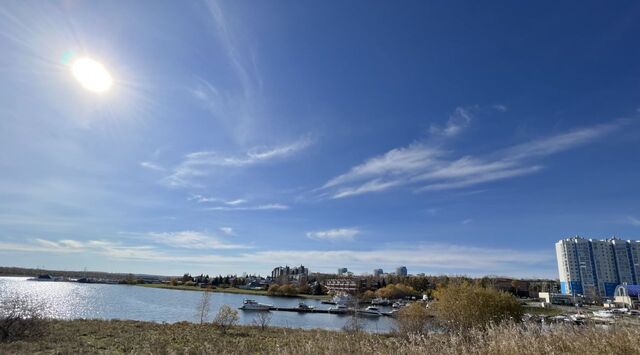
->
[71,57,113,93]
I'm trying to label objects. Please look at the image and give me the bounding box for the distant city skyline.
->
[1,1,640,278]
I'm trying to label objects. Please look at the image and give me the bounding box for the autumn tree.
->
[432,283,523,330]
[394,302,431,336]
[213,305,239,333]
[196,291,211,324]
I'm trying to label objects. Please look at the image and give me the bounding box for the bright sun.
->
[71,57,113,93]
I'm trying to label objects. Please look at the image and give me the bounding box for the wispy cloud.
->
[321,119,627,198]
[204,203,289,211]
[627,216,640,226]
[306,228,360,241]
[225,199,247,206]
[492,104,508,112]
[163,137,312,187]
[219,227,235,236]
[140,161,165,172]
[429,105,506,138]
[147,231,251,250]
[189,195,248,205]
[429,106,474,137]
[193,1,265,144]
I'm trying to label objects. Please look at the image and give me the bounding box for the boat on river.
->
[295,302,315,311]
[239,299,272,311]
[356,306,382,317]
[328,304,349,314]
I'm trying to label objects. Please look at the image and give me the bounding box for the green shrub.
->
[432,283,523,330]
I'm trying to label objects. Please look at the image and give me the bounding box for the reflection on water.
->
[0,277,395,332]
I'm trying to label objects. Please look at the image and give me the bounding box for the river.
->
[0,277,396,332]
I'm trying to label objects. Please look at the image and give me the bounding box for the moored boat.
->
[296,302,315,311]
[239,299,272,311]
[357,306,382,317]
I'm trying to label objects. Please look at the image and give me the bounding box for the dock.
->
[265,307,394,316]
[268,306,346,314]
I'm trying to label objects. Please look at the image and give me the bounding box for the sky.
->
[1,1,639,278]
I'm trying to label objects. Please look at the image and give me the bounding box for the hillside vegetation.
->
[1,319,639,355]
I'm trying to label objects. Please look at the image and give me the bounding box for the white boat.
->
[611,308,628,314]
[569,314,586,321]
[357,306,382,317]
[593,310,614,318]
[332,293,353,306]
[371,297,391,306]
[296,302,315,311]
[328,304,349,314]
[239,299,272,311]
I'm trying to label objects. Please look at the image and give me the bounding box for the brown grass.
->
[0,319,638,354]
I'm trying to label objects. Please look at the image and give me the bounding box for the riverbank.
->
[2,319,639,354]
[137,283,330,300]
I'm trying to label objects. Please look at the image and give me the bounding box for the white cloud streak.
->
[147,230,251,250]
[628,216,640,226]
[189,195,247,205]
[322,119,625,198]
[306,228,360,241]
[140,161,165,172]
[163,137,312,187]
[429,106,475,137]
[204,203,289,211]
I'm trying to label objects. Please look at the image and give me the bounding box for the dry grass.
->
[0,319,639,354]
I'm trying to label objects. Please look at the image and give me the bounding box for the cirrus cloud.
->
[306,228,361,241]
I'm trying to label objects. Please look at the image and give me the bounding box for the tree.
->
[252,312,272,331]
[432,283,523,330]
[279,284,298,296]
[311,282,326,295]
[213,305,239,333]
[375,284,418,299]
[394,302,431,336]
[267,284,280,296]
[343,291,363,333]
[170,278,178,286]
[361,290,376,301]
[0,294,45,342]
[196,291,211,324]
[297,284,312,295]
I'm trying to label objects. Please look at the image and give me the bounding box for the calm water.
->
[0,277,396,332]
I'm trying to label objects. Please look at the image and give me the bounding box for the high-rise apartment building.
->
[396,266,408,277]
[556,236,640,297]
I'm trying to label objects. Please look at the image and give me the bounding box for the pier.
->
[265,306,394,316]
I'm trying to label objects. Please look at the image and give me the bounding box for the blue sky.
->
[1,1,639,278]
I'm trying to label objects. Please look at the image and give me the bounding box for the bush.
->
[279,284,298,296]
[266,284,300,296]
[252,312,272,331]
[213,305,239,333]
[361,290,376,301]
[375,284,417,299]
[432,283,523,330]
[394,302,431,336]
[267,284,280,296]
[0,295,45,342]
[297,284,312,295]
